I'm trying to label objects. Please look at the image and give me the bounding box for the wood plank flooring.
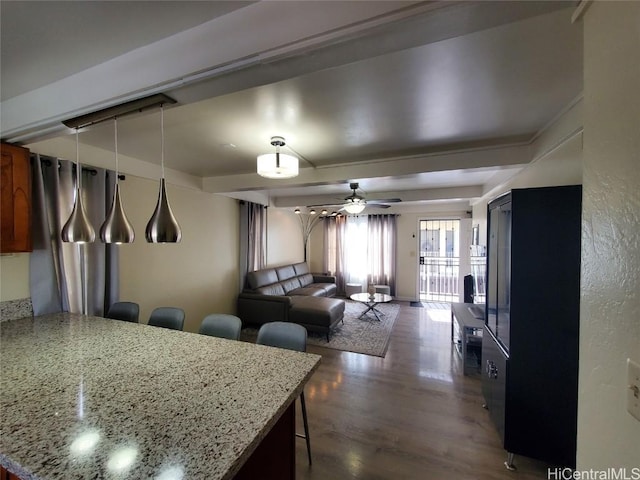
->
[293,302,550,480]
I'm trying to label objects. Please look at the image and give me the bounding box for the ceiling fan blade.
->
[366,198,402,204]
[368,204,391,208]
[306,202,344,208]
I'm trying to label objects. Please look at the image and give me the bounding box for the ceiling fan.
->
[307,182,401,214]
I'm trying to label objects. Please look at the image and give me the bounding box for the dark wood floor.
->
[293,302,550,480]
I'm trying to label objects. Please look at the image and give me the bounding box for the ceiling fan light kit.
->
[343,199,366,214]
[304,182,402,215]
[257,136,299,179]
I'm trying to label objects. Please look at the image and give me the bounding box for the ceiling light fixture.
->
[343,199,366,214]
[257,136,298,179]
[145,104,182,243]
[61,129,96,243]
[100,118,135,244]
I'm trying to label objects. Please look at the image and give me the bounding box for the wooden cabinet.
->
[1,143,32,253]
[1,465,22,480]
[482,185,581,468]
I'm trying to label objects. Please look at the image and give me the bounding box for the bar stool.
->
[199,314,242,340]
[106,301,139,323]
[256,322,312,465]
[148,307,185,331]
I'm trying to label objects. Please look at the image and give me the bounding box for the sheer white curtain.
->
[344,215,368,286]
[323,214,397,295]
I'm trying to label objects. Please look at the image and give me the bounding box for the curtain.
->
[29,155,118,316]
[323,213,397,295]
[239,201,266,290]
[367,214,397,295]
[323,215,347,294]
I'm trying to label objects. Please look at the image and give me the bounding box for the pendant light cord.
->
[75,128,82,190]
[161,104,165,179]
[114,117,120,186]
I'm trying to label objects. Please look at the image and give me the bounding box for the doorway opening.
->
[418,219,460,302]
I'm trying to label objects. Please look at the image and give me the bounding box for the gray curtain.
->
[239,200,266,290]
[323,215,348,295]
[367,214,397,295]
[29,155,118,316]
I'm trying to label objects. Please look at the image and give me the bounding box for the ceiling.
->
[0,1,583,212]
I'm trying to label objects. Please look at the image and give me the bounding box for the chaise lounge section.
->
[237,262,345,340]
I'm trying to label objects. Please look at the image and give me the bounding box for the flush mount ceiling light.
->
[100,117,135,244]
[257,136,299,179]
[61,129,96,243]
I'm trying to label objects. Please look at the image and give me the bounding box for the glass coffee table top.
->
[350,293,393,321]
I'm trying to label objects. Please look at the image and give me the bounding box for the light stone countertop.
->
[0,313,321,479]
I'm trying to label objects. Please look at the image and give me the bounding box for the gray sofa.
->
[237,262,345,340]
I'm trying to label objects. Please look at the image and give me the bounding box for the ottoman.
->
[345,283,363,296]
[289,296,345,341]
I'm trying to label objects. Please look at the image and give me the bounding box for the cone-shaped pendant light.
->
[62,129,96,243]
[145,104,182,243]
[100,118,135,244]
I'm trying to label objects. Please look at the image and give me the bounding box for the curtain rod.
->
[40,157,125,180]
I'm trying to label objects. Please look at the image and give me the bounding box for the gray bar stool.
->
[199,314,242,340]
[148,307,185,331]
[106,301,139,323]
[257,321,312,465]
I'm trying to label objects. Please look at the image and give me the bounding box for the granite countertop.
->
[0,313,321,479]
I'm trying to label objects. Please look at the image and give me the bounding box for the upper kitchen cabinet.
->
[1,143,32,253]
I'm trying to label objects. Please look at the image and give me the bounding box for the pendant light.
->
[257,136,299,179]
[61,129,96,243]
[100,117,135,244]
[145,104,182,243]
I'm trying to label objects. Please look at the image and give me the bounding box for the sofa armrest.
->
[237,293,292,326]
[312,274,336,284]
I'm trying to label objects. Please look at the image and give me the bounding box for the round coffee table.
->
[350,292,393,321]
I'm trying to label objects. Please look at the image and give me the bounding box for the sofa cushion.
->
[288,286,326,297]
[293,262,310,275]
[289,296,345,328]
[247,269,278,289]
[298,273,314,287]
[281,277,302,294]
[276,265,297,281]
[255,283,286,296]
[309,282,337,297]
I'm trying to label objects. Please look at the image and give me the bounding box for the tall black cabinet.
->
[481,185,581,468]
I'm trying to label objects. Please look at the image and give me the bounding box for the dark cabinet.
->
[481,185,581,468]
[1,143,32,253]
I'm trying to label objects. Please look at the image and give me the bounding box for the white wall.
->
[578,1,640,468]
[472,114,583,247]
[118,175,239,333]
[265,208,304,267]
[0,254,30,301]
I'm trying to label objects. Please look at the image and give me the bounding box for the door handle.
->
[486,360,498,379]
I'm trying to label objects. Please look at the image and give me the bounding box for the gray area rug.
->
[243,300,400,358]
[308,300,400,357]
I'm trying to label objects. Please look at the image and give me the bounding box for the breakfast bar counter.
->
[0,313,320,479]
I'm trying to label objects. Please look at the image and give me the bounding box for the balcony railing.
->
[419,255,459,302]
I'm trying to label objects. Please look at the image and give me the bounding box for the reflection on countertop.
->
[0,313,320,479]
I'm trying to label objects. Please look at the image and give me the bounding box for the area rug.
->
[242,300,400,358]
